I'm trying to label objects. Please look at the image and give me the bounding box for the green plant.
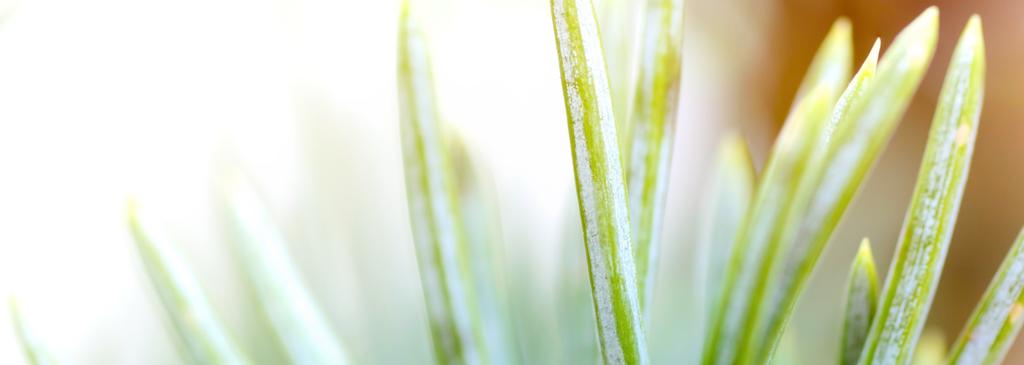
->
[948,229,1024,365]
[397,2,1016,365]
[550,0,649,362]
[841,239,879,365]
[10,2,1023,365]
[396,2,517,364]
[9,298,58,365]
[221,174,351,365]
[128,202,252,365]
[857,16,985,364]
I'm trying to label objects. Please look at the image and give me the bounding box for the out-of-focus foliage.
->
[10,3,1024,365]
[9,298,58,365]
[128,203,251,365]
[221,174,350,365]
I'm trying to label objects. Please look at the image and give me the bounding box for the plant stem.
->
[841,239,879,365]
[858,15,984,364]
[445,132,522,365]
[626,0,685,318]
[697,132,755,350]
[9,297,59,365]
[127,202,251,365]
[397,2,490,364]
[703,23,851,357]
[947,227,1024,365]
[736,37,881,365]
[551,0,648,363]
[221,175,350,365]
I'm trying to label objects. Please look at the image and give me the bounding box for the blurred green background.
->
[0,0,1020,363]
